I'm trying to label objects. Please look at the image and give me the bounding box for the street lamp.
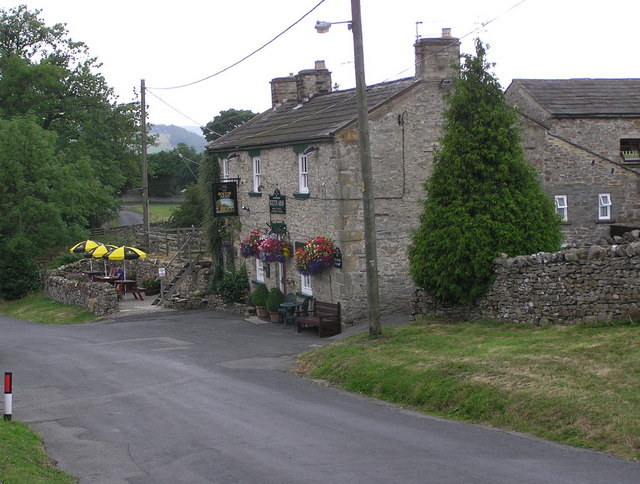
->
[316,0,381,337]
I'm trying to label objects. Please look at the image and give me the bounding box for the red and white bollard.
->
[4,372,12,421]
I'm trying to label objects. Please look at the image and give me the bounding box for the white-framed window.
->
[554,195,568,222]
[598,193,612,221]
[298,154,309,194]
[256,259,264,283]
[222,158,231,180]
[300,273,312,295]
[252,156,261,192]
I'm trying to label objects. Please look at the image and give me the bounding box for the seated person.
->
[110,266,125,280]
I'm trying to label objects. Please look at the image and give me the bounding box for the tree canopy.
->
[147,144,200,196]
[0,5,142,297]
[202,108,257,142]
[408,40,561,305]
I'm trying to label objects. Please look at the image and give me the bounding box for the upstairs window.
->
[222,158,231,180]
[252,156,261,192]
[554,195,568,222]
[298,154,309,194]
[620,139,640,162]
[598,193,612,221]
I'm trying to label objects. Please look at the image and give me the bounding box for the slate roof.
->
[207,78,417,152]
[511,79,640,117]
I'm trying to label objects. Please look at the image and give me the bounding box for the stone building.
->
[505,79,640,245]
[207,30,460,322]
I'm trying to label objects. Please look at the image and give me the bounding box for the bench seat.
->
[296,299,341,337]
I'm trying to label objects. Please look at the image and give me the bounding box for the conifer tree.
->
[409,40,561,305]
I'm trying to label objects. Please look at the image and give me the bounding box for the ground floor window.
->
[598,193,612,221]
[256,259,265,283]
[300,273,312,295]
[554,195,568,222]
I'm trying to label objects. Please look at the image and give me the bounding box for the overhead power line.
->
[147,0,326,90]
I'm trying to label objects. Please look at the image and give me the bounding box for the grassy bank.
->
[299,319,640,460]
[0,292,97,324]
[0,420,76,483]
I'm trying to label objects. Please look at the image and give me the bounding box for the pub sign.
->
[213,181,238,217]
[269,188,286,214]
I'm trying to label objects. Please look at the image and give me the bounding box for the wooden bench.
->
[296,299,341,337]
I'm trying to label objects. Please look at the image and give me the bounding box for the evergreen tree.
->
[409,40,561,305]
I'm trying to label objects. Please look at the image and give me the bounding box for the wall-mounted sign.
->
[269,188,286,214]
[213,181,238,217]
[333,247,342,269]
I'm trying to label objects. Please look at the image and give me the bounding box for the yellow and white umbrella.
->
[102,246,147,279]
[70,239,103,270]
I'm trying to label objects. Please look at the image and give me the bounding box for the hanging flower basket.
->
[294,236,336,275]
[240,230,263,258]
[258,237,292,264]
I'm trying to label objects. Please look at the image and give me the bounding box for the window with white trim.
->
[598,193,612,221]
[256,259,264,283]
[298,154,309,194]
[222,158,231,180]
[554,195,568,222]
[300,273,312,295]
[252,156,261,192]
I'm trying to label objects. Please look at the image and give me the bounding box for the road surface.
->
[1,310,639,483]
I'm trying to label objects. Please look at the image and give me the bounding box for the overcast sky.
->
[12,0,639,128]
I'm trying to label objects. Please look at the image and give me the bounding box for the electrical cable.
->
[147,0,325,90]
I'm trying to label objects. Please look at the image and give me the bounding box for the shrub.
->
[250,283,269,307]
[0,248,41,300]
[216,264,249,304]
[266,287,285,313]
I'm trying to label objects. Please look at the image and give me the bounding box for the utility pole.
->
[351,0,381,337]
[140,79,150,251]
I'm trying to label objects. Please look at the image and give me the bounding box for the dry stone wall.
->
[413,236,640,325]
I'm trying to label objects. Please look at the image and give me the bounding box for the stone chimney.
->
[270,61,332,107]
[414,28,460,81]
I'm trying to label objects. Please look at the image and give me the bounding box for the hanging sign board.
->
[333,247,342,269]
[213,181,238,217]
[269,188,286,214]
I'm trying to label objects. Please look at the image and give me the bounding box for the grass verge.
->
[0,419,76,483]
[0,292,98,324]
[298,318,640,460]
[126,203,179,223]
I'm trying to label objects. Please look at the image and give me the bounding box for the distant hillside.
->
[149,125,207,153]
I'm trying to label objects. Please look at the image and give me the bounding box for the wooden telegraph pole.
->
[140,79,150,251]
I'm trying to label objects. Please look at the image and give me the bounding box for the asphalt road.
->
[1,310,639,484]
[117,208,143,227]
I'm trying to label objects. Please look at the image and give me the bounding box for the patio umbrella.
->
[103,246,147,280]
[87,244,117,274]
[70,239,102,271]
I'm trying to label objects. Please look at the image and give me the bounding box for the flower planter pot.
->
[256,306,268,318]
[144,287,160,296]
[269,312,281,323]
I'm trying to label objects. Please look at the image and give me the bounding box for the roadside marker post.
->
[4,372,12,421]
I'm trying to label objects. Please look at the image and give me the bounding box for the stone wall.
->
[413,237,640,325]
[43,257,212,316]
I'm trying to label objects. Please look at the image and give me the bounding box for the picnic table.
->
[114,280,144,300]
[82,270,103,282]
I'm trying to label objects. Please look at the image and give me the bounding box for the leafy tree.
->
[0,5,141,199]
[148,144,200,196]
[167,183,204,228]
[202,108,257,142]
[409,40,561,305]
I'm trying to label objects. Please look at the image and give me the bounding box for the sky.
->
[11,0,639,129]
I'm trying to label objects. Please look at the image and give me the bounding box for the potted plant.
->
[266,287,285,323]
[250,284,269,317]
[140,277,161,296]
[293,236,336,275]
